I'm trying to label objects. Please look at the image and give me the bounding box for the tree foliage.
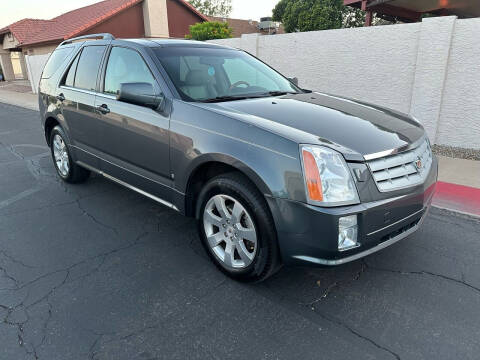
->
[188,0,232,17]
[273,0,368,32]
[342,6,365,28]
[186,21,233,41]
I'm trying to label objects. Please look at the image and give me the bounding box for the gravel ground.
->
[432,144,480,161]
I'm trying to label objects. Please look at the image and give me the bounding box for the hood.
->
[197,92,425,161]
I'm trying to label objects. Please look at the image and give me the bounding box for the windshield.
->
[154,46,301,102]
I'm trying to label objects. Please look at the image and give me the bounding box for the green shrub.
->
[186,21,233,41]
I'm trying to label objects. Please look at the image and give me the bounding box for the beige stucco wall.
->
[10,52,22,78]
[143,0,169,37]
[23,44,59,56]
[2,32,19,50]
[0,53,15,80]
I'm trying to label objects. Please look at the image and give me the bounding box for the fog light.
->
[338,215,359,251]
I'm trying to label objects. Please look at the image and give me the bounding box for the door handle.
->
[96,104,110,114]
[56,93,65,102]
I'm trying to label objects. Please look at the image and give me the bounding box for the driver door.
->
[94,46,172,202]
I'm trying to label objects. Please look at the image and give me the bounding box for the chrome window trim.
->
[59,85,97,96]
[96,92,117,100]
[58,85,117,100]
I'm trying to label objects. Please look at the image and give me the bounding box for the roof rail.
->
[60,33,115,46]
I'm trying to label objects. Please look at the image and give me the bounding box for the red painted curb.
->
[433,181,480,217]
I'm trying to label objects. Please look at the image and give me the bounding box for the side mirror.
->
[288,77,299,86]
[117,82,164,110]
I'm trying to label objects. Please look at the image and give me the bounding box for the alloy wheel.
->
[53,134,70,177]
[203,194,258,269]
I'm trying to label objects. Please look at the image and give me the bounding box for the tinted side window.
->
[74,46,106,91]
[42,47,74,79]
[104,47,155,95]
[63,51,81,87]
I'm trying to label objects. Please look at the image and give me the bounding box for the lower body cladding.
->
[266,159,438,266]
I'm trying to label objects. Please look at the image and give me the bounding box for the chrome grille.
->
[367,138,432,192]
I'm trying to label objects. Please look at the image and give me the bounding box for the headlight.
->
[300,145,359,206]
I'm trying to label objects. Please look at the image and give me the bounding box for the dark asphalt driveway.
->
[1,102,479,360]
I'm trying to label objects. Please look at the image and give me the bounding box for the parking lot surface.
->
[1,102,479,360]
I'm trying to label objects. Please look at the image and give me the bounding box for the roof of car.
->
[115,38,235,49]
[56,36,237,52]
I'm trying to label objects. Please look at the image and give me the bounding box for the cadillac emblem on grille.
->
[415,157,423,171]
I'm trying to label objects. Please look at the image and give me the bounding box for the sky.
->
[0,0,281,28]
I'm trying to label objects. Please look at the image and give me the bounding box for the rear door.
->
[58,45,107,166]
[94,45,172,202]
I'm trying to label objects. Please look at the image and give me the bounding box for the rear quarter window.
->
[41,47,75,79]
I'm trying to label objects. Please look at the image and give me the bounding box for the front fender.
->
[170,101,307,203]
[182,152,275,197]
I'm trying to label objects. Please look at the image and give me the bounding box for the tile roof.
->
[0,0,208,47]
[0,18,55,44]
[22,0,144,46]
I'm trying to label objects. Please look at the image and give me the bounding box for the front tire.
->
[197,173,281,282]
[50,125,90,183]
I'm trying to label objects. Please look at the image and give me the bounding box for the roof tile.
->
[1,0,208,47]
[0,18,55,44]
[22,0,143,46]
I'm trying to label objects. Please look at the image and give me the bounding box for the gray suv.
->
[39,34,438,282]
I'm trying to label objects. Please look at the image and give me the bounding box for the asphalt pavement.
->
[1,102,479,360]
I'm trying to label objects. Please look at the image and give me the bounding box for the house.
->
[344,0,480,26]
[208,16,285,38]
[0,0,208,89]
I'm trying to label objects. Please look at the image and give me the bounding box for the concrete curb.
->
[0,101,38,111]
[431,205,480,221]
[432,181,480,218]
[0,90,38,111]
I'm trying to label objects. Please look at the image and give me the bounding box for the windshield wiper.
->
[200,95,252,103]
[263,91,298,96]
[200,91,300,103]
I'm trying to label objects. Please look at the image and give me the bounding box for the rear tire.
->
[50,125,90,184]
[197,172,282,282]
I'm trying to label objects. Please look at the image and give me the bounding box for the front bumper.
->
[266,156,438,266]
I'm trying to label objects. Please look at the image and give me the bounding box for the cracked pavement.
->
[1,102,480,359]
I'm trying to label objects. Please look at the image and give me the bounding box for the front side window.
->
[104,47,155,95]
[155,47,300,102]
[42,47,74,79]
[74,46,106,91]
